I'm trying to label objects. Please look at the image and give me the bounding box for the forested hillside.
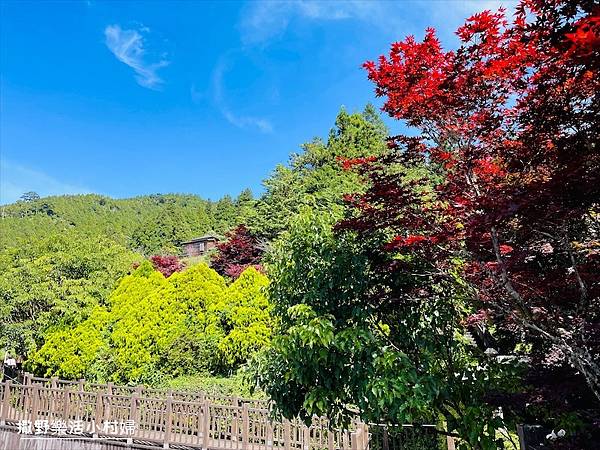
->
[0,192,254,254]
[0,105,387,389]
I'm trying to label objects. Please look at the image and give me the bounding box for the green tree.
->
[29,262,272,384]
[129,202,212,254]
[214,267,272,369]
[255,209,520,449]
[0,229,139,357]
[213,195,238,233]
[249,105,388,240]
[235,189,256,224]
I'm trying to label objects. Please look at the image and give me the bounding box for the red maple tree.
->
[211,225,264,278]
[340,0,599,435]
[150,255,185,277]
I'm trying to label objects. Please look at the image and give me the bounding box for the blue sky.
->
[0,0,515,204]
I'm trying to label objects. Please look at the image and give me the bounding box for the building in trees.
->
[181,234,220,257]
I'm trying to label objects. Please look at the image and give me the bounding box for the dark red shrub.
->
[150,255,184,278]
[211,225,264,278]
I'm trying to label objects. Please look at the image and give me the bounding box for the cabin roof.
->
[181,234,220,245]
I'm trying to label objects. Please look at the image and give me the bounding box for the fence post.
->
[351,424,365,450]
[23,377,31,416]
[303,425,310,450]
[283,419,291,450]
[382,426,389,450]
[49,378,57,422]
[266,417,274,448]
[30,384,39,425]
[62,387,70,424]
[231,400,239,444]
[134,386,143,430]
[447,435,456,450]
[203,399,211,450]
[77,380,85,422]
[241,403,249,449]
[1,380,11,425]
[104,382,113,421]
[129,391,139,445]
[93,390,103,438]
[163,394,173,449]
[328,424,335,450]
[517,425,526,450]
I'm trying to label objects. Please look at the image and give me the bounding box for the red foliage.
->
[211,225,264,278]
[340,0,600,434]
[565,7,600,57]
[223,263,264,280]
[337,155,378,170]
[150,255,184,277]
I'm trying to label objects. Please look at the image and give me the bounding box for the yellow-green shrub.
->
[29,262,271,383]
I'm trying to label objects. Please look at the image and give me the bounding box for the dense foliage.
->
[257,1,599,449]
[0,229,140,357]
[209,105,389,278]
[256,210,519,449]
[161,372,267,399]
[247,105,388,240]
[28,263,271,384]
[149,255,185,277]
[0,105,388,388]
[211,225,264,279]
[0,192,253,380]
[351,0,600,444]
[1,192,253,255]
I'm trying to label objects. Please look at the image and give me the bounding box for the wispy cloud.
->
[457,0,518,12]
[0,160,92,205]
[211,56,273,133]
[240,0,518,46]
[429,1,519,25]
[104,24,169,89]
[240,0,405,45]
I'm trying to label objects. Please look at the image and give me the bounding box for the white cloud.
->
[459,1,518,12]
[221,109,273,134]
[240,0,405,45]
[240,0,518,46]
[0,160,92,205]
[104,24,169,89]
[432,1,518,22]
[211,57,273,133]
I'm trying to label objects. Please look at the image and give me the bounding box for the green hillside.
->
[0,105,387,382]
[0,192,254,255]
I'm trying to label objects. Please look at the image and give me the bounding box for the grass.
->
[157,372,267,399]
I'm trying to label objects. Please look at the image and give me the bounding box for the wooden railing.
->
[24,373,269,409]
[0,375,369,450]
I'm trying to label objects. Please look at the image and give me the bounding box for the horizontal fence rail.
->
[24,374,269,409]
[0,375,369,450]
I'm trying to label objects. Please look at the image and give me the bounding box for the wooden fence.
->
[0,375,368,450]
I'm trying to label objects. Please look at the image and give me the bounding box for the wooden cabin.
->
[181,234,219,257]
